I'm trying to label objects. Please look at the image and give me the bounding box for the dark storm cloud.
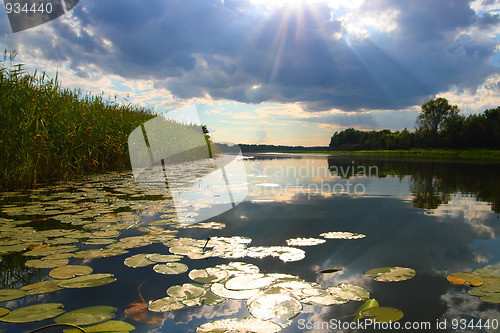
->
[12,0,499,111]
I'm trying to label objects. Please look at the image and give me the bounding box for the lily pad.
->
[146,253,183,263]
[0,303,65,323]
[58,273,116,288]
[474,267,500,279]
[124,254,155,268]
[320,231,366,239]
[197,317,282,333]
[25,258,69,269]
[63,320,135,333]
[364,266,416,282]
[49,265,94,279]
[302,294,348,306]
[20,280,62,295]
[0,307,10,317]
[327,283,370,301]
[247,292,302,321]
[23,245,78,257]
[360,306,403,322]
[0,289,26,302]
[286,238,326,246]
[225,274,276,290]
[167,283,205,299]
[354,299,379,322]
[203,287,226,306]
[148,297,186,312]
[153,263,188,275]
[211,283,260,300]
[55,306,116,326]
[447,272,484,287]
[480,293,500,303]
[189,267,229,284]
[73,248,128,259]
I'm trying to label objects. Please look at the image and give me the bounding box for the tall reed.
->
[0,52,155,189]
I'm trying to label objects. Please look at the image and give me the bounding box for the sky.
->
[0,0,499,146]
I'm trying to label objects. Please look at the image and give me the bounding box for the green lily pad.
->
[203,287,226,306]
[467,288,488,297]
[46,237,79,245]
[167,283,205,299]
[20,280,62,295]
[0,307,10,317]
[73,248,128,259]
[354,299,379,322]
[302,294,348,306]
[247,292,302,321]
[148,297,186,312]
[123,254,155,268]
[475,277,500,294]
[55,306,116,326]
[197,317,282,333]
[360,306,403,322]
[23,245,78,257]
[474,268,500,279]
[211,283,260,300]
[0,303,65,323]
[320,231,366,239]
[107,236,152,250]
[0,244,27,255]
[225,274,275,290]
[189,267,229,284]
[0,289,26,302]
[480,293,500,303]
[146,253,183,263]
[25,258,69,269]
[83,239,117,245]
[286,238,326,246]
[364,266,416,282]
[153,263,188,275]
[58,273,116,288]
[49,265,94,279]
[328,283,370,301]
[63,320,135,333]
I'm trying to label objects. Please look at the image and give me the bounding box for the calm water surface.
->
[0,155,499,332]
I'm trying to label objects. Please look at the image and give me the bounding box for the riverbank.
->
[258,149,500,160]
[0,62,154,190]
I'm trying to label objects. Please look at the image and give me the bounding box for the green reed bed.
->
[0,59,155,190]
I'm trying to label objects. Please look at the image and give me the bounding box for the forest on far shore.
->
[329,98,500,151]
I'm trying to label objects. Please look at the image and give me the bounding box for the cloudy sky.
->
[1,0,499,146]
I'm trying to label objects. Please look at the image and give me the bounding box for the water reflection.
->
[326,155,500,213]
[0,155,499,332]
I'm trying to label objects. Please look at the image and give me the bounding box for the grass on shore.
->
[0,55,155,190]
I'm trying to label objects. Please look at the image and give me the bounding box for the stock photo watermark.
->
[128,104,248,224]
[2,0,79,33]
[250,160,379,199]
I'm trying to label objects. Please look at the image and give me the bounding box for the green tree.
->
[417,97,460,147]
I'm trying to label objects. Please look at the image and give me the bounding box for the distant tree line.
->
[218,143,328,153]
[329,98,500,150]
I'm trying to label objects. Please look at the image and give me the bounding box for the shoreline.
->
[241,149,500,161]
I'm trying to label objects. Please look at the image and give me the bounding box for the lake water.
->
[0,154,499,332]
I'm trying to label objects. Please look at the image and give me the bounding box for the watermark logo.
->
[128,105,248,224]
[3,0,79,33]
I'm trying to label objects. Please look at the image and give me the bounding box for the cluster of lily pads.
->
[143,261,408,332]
[0,302,134,332]
[447,267,500,303]
[0,170,415,332]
